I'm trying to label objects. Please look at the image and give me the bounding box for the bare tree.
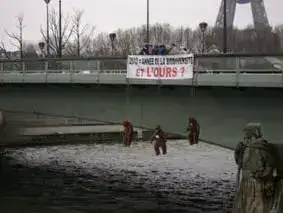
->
[151,23,172,45]
[275,24,283,50]
[91,33,110,56]
[1,13,25,60]
[115,29,137,55]
[67,9,95,56]
[183,27,193,51]
[40,8,74,57]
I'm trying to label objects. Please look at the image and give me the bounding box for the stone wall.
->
[0,84,282,149]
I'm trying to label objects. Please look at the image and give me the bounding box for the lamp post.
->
[146,0,149,44]
[199,22,208,53]
[44,0,51,57]
[58,0,62,57]
[109,33,116,55]
[223,0,227,53]
[38,42,45,58]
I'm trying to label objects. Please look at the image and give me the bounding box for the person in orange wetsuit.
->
[123,120,133,146]
[150,125,167,155]
[187,116,200,145]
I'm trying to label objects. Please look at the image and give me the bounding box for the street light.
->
[146,0,149,44]
[109,33,116,55]
[223,0,227,53]
[44,0,51,57]
[58,0,62,57]
[199,22,208,53]
[38,42,45,58]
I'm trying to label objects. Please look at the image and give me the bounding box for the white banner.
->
[126,54,194,80]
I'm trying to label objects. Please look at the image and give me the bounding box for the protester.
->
[157,44,167,55]
[186,116,200,145]
[168,43,179,55]
[151,45,159,55]
[179,46,188,54]
[138,43,192,55]
[150,125,167,156]
[139,46,149,55]
[123,120,133,146]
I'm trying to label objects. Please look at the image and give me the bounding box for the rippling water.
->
[0,140,237,213]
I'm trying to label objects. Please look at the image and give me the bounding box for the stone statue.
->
[233,123,283,213]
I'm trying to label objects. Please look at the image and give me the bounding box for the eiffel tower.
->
[215,0,270,30]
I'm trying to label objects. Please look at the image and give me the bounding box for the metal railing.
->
[0,53,283,86]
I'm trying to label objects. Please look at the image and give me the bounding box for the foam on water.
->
[3,140,237,212]
[6,140,236,181]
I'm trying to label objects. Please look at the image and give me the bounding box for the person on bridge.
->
[186,116,200,145]
[233,123,282,213]
[150,125,167,156]
[123,120,133,147]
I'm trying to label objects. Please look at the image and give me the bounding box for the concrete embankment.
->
[0,123,185,148]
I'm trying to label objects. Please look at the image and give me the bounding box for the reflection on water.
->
[0,140,237,213]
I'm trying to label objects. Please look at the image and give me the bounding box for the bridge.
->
[0,53,283,87]
[0,53,283,150]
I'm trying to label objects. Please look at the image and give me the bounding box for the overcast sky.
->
[0,0,282,50]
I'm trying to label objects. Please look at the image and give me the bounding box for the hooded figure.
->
[187,116,200,145]
[150,125,167,156]
[168,43,178,55]
[179,46,188,54]
[123,120,133,146]
[233,123,282,213]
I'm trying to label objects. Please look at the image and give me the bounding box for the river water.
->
[0,140,236,213]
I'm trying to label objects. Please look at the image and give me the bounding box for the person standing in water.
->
[186,116,200,145]
[150,125,167,156]
[123,120,133,147]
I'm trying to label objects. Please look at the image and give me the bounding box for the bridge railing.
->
[1,53,282,74]
[0,53,283,86]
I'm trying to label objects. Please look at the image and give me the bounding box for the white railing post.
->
[235,57,240,87]
[193,57,199,87]
[44,60,48,83]
[97,59,101,84]
[0,62,3,84]
[157,78,162,93]
[0,62,3,72]
[70,61,73,83]
[22,61,25,83]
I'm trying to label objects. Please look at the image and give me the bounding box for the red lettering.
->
[172,67,177,78]
[159,67,166,77]
[180,67,185,76]
[146,67,151,77]
[136,68,142,77]
[165,67,172,77]
[153,67,159,77]
[139,66,180,78]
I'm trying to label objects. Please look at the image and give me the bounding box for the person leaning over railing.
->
[168,43,179,55]
[151,45,159,55]
[139,46,149,55]
[179,46,188,54]
[157,45,167,55]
